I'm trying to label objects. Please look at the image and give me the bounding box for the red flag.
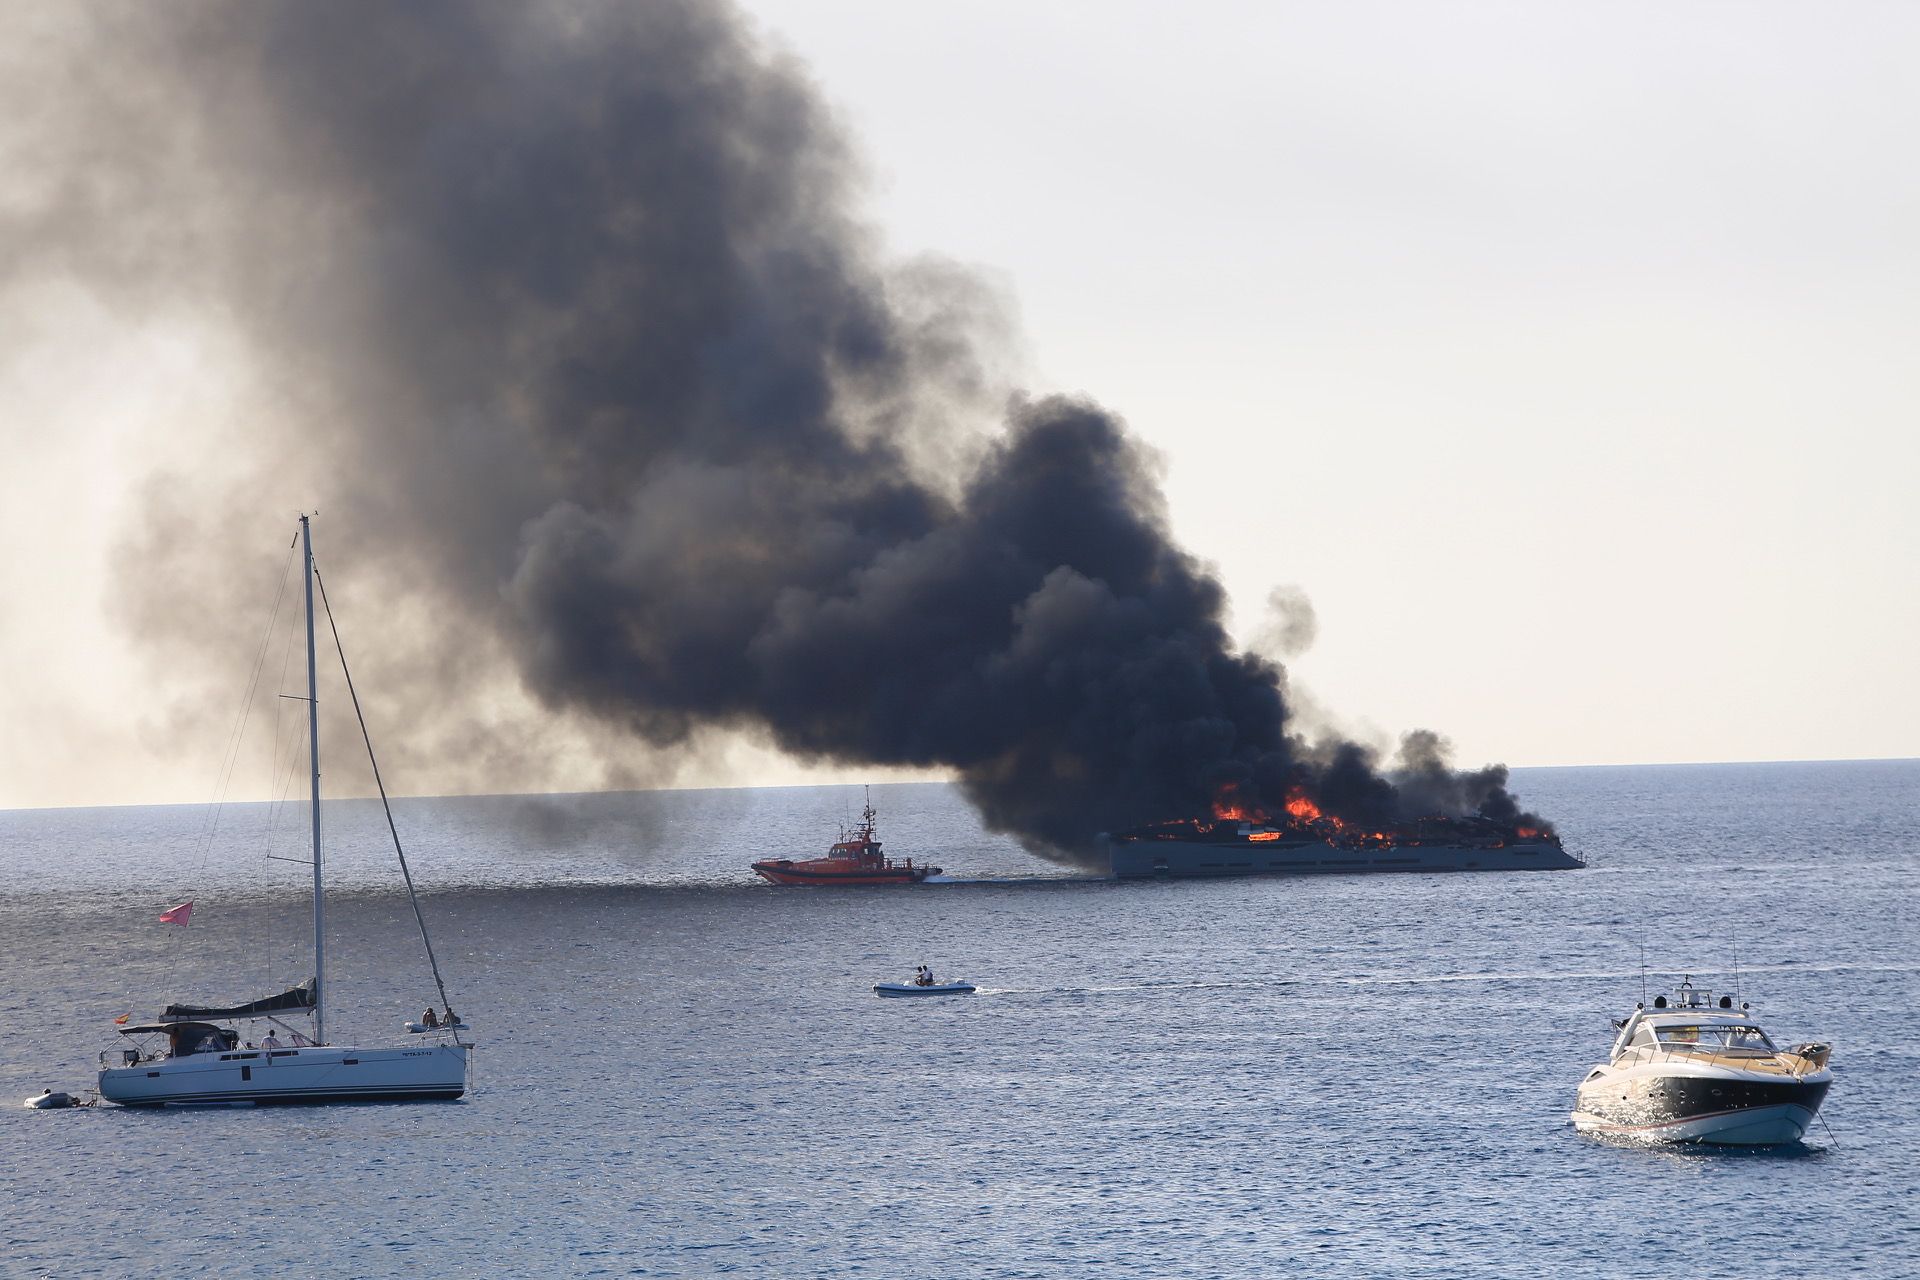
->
[158,901,193,926]
[114,1013,132,1025]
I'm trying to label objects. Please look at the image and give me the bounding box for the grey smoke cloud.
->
[0,0,1547,860]
[1250,585,1319,662]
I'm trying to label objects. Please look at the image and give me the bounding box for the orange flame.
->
[1283,791,1322,822]
[1171,782,1544,850]
[1207,782,1421,847]
[1211,783,1255,822]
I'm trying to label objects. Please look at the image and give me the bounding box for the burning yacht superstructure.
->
[1104,788,1579,879]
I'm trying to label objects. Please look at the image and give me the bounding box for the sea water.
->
[1,761,1915,1278]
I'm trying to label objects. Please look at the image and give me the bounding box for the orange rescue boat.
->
[751,793,940,886]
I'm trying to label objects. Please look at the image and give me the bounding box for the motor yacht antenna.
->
[1638,934,1648,1008]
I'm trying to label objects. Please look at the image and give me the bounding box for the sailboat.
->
[97,515,470,1106]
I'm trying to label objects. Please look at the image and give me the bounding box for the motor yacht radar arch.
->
[97,516,471,1107]
[1571,979,1833,1145]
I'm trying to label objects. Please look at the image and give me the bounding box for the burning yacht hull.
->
[1106,835,1580,879]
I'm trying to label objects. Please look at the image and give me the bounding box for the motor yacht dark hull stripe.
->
[114,1084,464,1107]
[1582,1104,1807,1137]
[1584,1077,1829,1128]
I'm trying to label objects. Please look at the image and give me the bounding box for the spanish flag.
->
[114,1013,131,1025]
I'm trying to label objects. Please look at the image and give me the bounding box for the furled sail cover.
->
[163,977,317,1020]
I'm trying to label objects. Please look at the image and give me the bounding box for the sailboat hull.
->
[99,1043,468,1107]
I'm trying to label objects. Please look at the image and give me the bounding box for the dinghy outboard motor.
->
[24,1088,78,1109]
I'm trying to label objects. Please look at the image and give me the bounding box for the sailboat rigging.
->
[97,515,471,1106]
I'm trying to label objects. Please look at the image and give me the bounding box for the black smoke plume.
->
[1,1,1548,862]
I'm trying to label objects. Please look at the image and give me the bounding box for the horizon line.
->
[2,753,1916,816]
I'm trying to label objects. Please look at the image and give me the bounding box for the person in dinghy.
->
[875,967,976,997]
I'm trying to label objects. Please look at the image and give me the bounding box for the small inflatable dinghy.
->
[23,1089,81,1109]
[874,980,976,997]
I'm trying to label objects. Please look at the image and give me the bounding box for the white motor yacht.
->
[1571,979,1832,1145]
[97,516,471,1107]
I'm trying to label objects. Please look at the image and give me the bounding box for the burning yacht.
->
[1104,788,1579,879]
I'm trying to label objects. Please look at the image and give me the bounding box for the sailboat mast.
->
[301,514,326,1045]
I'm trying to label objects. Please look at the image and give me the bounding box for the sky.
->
[2,1,1916,809]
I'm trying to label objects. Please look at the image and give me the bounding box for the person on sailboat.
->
[422,1008,438,1028]
[261,1031,282,1049]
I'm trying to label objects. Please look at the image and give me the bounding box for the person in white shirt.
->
[261,1031,282,1049]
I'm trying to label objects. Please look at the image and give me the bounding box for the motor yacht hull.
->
[98,1043,468,1107]
[1572,1100,1821,1145]
[1572,1072,1830,1145]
